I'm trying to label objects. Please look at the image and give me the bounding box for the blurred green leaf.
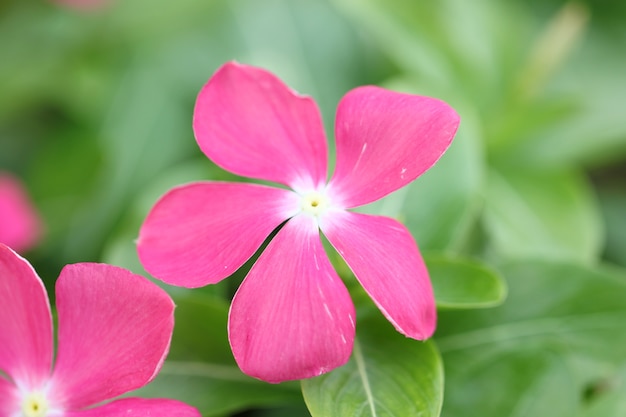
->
[247,403,312,417]
[500,31,626,168]
[334,0,532,111]
[302,314,443,417]
[483,168,603,263]
[135,294,301,416]
[444,346,578,417]
[61,61,194,262]
[579,364,626,417]
[597,187,626,267]
[436,260,626,417]
[0,2,87,121]
[109,0,225,45]
[426,254,506,309]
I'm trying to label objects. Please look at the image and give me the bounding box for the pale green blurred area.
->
[1,0,626,416]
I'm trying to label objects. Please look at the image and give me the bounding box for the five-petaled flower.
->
[0,243,200,417]
[137,62,460,383]
[0,173,42,253]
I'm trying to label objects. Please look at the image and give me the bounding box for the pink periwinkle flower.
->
[0,173,42,253]
[0,243,200,417]
[137,62,460,383]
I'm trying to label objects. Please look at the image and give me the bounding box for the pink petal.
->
[0,173,42,252]
[0,377,20,416]
[327,86,460,208]
[138,182,299,287]
[193,62,328,193]
[63,398,200,417]
[320,211,436,339]
[229,214,355,383]
[0,244,53,389]
[48,264,175,409]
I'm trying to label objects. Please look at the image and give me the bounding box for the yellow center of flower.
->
[21,392,49,417]
[300,191,330,216]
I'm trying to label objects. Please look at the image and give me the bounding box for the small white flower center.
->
[300,191,330,216]
[21,392,49,417]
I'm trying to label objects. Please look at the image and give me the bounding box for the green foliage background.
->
[1,0,625,415]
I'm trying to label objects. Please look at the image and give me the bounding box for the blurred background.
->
[1,0,625,416]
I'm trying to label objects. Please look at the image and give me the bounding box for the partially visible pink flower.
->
[138,62,460,383]
[0,243,200,417]
[0,173,42,253]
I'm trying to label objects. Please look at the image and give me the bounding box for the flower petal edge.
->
[49,263,175,409]
[193,62,328,192]
[328,86,460,208]
[228,215,356,383]
[0,244,52,390]
[320,211,436,339]
[138,181,299,288]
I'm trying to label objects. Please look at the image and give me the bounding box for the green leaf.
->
[0,2,92,122]
[443,346,579,417]
[499,31,626,168]
[483,167,603,263]
[435,260,626,417]
[59,60,196,262]
[579,364,626,417]
[425,254,506,309]
[134,294,301,416]
[334,0,533,109]
[302,314,443,417]
[596,187,626,268]
[240,404,312,417]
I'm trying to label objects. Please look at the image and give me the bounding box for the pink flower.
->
[137,62,460,383]
[0,244,200,417]
[0,173,42,253]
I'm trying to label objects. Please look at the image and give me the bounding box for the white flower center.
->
[300,191,330,216]
[21,391,49,417]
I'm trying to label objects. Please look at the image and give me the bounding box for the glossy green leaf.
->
[435,260,626,417]
[134,294,301,416]
[426,254,506,309]
[483,167,603,263]
[302,314,443,417]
